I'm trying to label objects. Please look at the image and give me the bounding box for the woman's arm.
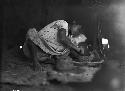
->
[57,28,81,52]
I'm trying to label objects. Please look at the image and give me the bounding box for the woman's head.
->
[68,21,82,36]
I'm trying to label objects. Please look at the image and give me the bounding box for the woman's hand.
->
[79,47,85,55]
[74,47,84,55]
[74,46,85,56]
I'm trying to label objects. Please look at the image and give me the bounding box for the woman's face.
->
[71,24,81,35]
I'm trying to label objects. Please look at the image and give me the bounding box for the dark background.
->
[2,0,122,51]
[2,0,124,91]
[2,0,112,51]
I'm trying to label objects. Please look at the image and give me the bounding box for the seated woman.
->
[23,20,85,71]
[68,23,88,59]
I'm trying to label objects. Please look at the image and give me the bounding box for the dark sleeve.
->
[57,28,80,52]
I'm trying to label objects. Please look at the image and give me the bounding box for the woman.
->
[23,20,86,71]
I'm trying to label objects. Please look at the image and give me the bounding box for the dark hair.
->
[67,20,78,36]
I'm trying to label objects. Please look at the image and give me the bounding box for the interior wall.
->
[3,0,47,51]
[2,0,114,53]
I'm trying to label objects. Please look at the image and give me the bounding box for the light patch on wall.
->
[19,46,22,49]
[111,1,125,45]
[102,38,108,45]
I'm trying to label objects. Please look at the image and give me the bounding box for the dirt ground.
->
[1,46,124,91]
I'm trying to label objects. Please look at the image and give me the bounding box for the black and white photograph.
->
[1,0,124,91]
